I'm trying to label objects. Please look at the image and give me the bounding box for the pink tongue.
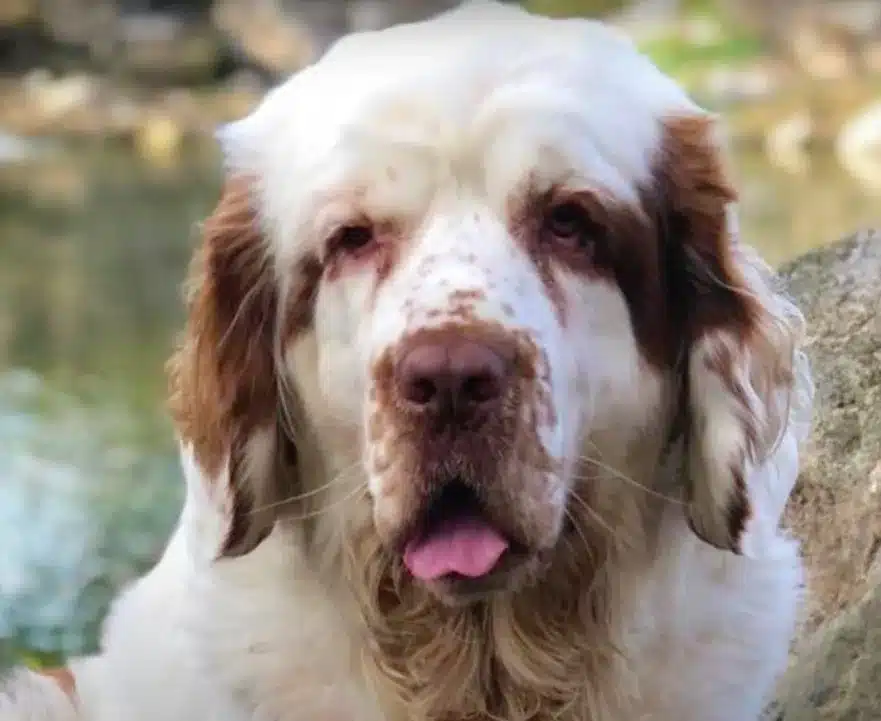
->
[403,516,509,581]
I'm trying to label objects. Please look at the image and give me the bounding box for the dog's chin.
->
[416,552,543,607]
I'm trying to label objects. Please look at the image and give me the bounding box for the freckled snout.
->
[369,323,561,600]
[394,331,516,419]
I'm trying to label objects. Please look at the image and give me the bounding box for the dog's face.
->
[169,2,808,605]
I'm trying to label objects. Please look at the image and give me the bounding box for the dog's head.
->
[169,2,811,604]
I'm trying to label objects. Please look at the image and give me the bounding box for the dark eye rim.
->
[541,198,602,250]
[326,222,376,258]
[539,194,607,255]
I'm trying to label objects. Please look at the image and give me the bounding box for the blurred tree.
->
[714,0,881,76]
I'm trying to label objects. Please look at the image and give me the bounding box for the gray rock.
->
[779,230,881,639]
[766,565,881,721]
[765,230,881,720]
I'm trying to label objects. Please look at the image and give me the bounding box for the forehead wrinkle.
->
[324,140,448,227]
[336,80,505,187]
[307,114,497,224]
[340,108,451,158]
[328,86,650,218]
[476,82,660,204]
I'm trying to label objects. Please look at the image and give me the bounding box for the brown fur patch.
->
[38,668,76,701]
[726,465,752,544]
[284,255,323,340]
[657,115,803,554]
[166,176,317,556]
[167,176,278,477]
[511,115,761,374]
[654,115,758,345]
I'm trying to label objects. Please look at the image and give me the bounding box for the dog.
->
[0,2,814,719]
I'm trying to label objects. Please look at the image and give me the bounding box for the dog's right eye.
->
[542,201,601,254]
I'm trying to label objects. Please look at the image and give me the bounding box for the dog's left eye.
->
[328,223,375,258]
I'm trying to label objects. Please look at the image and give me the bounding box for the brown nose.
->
[395,332,514,414]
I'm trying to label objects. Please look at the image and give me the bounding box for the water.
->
[0,145,220,663]
[0,141,878,663]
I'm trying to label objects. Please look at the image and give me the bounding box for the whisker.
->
[565,491,619,540]
[279,481,370,524]
[249,460,365,515]
[271,329,360,441]
[684,245,763,306]
[577,442,685,506]
[563,507,598,562]
[569,465,684,506]
[493,433,685,511]
[217,280,266,354]
[271,340,306,449]
[582,543,615,600]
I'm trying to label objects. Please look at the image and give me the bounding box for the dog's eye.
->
[542,201,600,252]
[329,224,375,257]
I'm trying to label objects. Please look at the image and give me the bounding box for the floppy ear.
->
[659,115,813,556]
[167,174,298,558]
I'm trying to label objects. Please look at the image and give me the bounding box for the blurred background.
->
[1,0,879,670]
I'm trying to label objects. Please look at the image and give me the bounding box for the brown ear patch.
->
[167,176,279,477]
[167,176,323,557]
[656,114,790,555]
[38,668,76,701]
[520,115,759,374]
[655,114,759,343]
[166,177,286,556]
[724,465,750,550]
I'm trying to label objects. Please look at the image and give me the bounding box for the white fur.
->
[0,673,79,721]
[1,3,812,720]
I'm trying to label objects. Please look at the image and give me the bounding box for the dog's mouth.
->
[402,479,525,583]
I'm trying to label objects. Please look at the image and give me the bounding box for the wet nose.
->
[395,332,514,414]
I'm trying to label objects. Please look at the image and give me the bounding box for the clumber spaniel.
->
[0,2,814,720]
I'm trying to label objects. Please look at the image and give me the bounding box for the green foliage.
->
[524,0,626,19]
[639,32,763,77]
[523,0,764,81]
[524,0,735,20]
[680,0,719,14]
[0,641,63,672]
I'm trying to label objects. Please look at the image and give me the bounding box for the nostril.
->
[407,376,438,406]
[397,344,448,407]
[395,334,513,412]
[461,370,503,404]
[452,341,508,406]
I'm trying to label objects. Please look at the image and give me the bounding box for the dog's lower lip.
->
[427,545,532,601]
[438,544,528,580]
